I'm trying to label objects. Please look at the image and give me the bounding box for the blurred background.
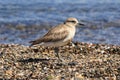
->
[0,0,120,45]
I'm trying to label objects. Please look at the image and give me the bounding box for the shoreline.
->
[0,42,120,79]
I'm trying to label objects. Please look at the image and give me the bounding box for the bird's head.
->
[64,17,84,27]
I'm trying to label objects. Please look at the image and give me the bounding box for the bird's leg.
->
[54,47,63,62]
[69,42,76,59]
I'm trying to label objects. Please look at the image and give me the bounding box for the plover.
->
[29,17,84,60]
[29,17,84,47]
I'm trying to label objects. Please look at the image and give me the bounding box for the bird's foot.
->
[70,42,75,47]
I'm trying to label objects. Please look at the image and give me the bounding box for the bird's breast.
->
[63,26,76,42]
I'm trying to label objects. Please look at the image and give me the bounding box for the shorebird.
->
[29,17,84,60]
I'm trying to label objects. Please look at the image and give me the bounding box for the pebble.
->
[0,42,120,79]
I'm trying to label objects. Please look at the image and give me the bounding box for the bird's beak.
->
[78,22,85,26]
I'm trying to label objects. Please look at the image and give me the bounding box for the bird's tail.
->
[29,40,39,47]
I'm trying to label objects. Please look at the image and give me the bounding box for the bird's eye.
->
[67,20,76,23]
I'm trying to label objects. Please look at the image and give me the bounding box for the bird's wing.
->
[40,24,69,42]
[29,24,69,46]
